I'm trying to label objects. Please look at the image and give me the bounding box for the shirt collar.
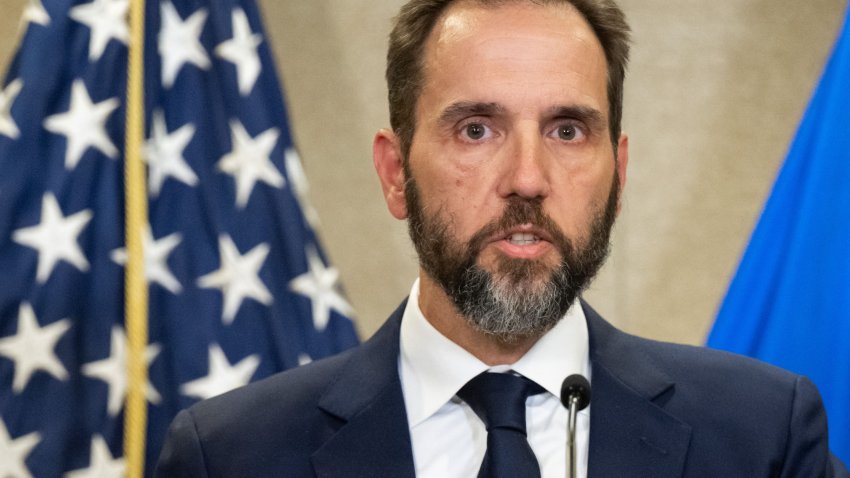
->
[511,302,589,398]
[399,279,590,427]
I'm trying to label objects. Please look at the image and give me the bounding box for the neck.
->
[417,273,542,366]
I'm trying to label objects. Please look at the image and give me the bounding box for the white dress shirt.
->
[399,279,591,478]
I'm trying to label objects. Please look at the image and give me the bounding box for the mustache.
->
[465,198,573,257]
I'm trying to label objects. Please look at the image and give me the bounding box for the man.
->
[155,0,849,476]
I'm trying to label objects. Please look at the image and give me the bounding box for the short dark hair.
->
[386,0,631,159]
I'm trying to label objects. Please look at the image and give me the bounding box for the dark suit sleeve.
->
[780,376,849,478]
[154,409,210,478]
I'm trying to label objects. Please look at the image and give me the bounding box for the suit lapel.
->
[310,303,416,478]
[584,303,693,478]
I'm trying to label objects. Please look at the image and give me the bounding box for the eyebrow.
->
[547,105,606,132]
[437,101,506,127]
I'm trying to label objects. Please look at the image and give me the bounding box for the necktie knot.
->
[457,372,545,433]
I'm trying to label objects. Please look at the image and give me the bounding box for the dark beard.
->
[405,169,619,343]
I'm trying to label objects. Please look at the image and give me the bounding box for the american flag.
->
[0,0,360,476]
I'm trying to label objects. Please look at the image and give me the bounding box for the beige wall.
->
[1,0,845,344]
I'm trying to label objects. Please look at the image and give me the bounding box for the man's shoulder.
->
[189,346,358,426]
[587,305,814,439]
[585,302,801,394]
[176,306,404,443]
[157,346,361,475]
[585,307,848,477]
[155,309,409,476]
[630,330,797,387]
[600,317,807,411]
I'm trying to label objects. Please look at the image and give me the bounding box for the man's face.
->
[381,1,628,341]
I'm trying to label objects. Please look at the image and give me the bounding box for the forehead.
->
[420,1,608,115]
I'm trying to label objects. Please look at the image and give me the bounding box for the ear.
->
[373,128,409,220]
[615,133,629,215]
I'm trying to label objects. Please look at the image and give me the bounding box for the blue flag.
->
[0,0,359,476]
[707,6,850,465]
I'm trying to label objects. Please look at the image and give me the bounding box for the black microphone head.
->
[560,374,591,411]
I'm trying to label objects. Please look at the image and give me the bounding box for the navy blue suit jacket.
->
[155,302,848,477]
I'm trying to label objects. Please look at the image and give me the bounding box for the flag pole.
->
[123,0,148,474]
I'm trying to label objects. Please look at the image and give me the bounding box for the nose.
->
[499,127,550,200]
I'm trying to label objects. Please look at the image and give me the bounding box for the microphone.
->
[560,374,591,478]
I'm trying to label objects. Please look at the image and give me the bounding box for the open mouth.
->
[487,225,554,260]
[507,232,541,246]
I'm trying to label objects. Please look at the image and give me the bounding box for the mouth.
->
[500,223,554,244]
[490,224,554,259]
[506,232,542,246]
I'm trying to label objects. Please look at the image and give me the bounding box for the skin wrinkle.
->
[427,5,605,113]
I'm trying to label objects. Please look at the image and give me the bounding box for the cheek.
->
[424,181,499,243]
[549,167,615,230]
[419,161,487,209]
[560,151,616,197]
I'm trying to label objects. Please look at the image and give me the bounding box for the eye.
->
[552,122,586,142]
[560,125,579,140]
[559,125,576,140]
[461,122,491,141]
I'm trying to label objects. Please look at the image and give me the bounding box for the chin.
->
[489,257,560,292]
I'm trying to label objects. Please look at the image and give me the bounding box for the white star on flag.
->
[12,193,93,283]
[110,227,183,294]
[143,109,198,196]
[217,119,284,208]
[65,435,125,478]
[289,246,354,331]
[43,79,119,169]
[214,7,262,96]
[81,327,162,416]
[0,0,363,472]
[0,418,40,478]
[197,235,272,324]
[159,2,210,89]
[22,0,50,27]
[0,78,23,139]
[0,303,71,393]
[69,0,129,61]
[180,344,260,400]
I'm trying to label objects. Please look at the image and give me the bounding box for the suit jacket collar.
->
[311,300,692,478]
[583,301,692,477]
[310,302,416,478]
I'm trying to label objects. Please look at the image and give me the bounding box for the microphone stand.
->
[566,393,580,478]
[560,374,591,478]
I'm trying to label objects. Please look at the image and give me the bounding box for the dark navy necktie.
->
[457,372,546,478]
